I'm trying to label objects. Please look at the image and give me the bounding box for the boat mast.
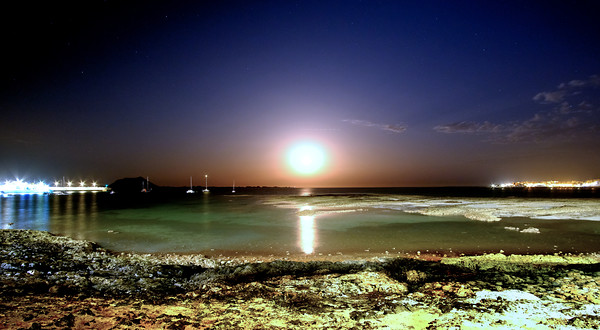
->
[203,174,209,192]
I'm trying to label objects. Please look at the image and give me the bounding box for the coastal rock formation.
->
[109,177,157,194]
[2,229,600,328]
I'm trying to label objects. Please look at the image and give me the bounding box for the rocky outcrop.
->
[108,177,157,194]
[2,229,600,329]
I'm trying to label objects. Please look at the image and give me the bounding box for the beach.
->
[2,229,600,329]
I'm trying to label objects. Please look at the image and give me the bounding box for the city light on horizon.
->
[492,179,600,189]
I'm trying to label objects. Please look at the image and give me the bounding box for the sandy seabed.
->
[2,229,600,329]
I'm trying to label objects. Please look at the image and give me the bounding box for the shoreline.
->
[2,229,600,328]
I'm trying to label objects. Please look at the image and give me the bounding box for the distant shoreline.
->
[105,185,600,199]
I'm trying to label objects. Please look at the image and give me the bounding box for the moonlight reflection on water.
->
[299,215,316,254]
[297,205,317,254]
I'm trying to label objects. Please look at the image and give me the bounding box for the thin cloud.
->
[558,101,594,114]
[501,113,582,143]
[343,119,407,134]
[557,75,600,89]
[533,74,600,104]
[433,121,503,134]
[436,113,592,144]
[435,74,600,144]
[0,134,37,145]
[532,90,567,103]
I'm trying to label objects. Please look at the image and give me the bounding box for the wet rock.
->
[405,269,427,283]
[28,323,42,330]
[53,313,75,327]
[2,229,600,329]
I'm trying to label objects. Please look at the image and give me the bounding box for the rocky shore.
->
[2,229,600,329]
[267,194,600,222]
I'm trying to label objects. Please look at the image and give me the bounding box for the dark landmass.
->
[2,229,600,328]
[108,177,159,194]
[106,177,600,199]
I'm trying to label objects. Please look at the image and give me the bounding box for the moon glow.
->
[287,141,327,175]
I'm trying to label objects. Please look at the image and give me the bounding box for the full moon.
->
[287,141,327,175]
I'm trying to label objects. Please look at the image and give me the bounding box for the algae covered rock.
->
[2,229,600,329]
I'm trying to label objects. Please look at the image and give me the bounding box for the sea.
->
[1,187,600,258]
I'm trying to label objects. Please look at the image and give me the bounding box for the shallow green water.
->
[1,192,599,257]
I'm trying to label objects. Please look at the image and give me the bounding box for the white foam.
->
[519,227,540,234]
[532,215,569,220]
[579,216,600,221]
[270,195,600,223]
[470,203,501,209]
[533,215,600,221]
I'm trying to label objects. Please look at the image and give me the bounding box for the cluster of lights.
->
[1,179,51,195]
[491,179,600,188]
[1,178,105,196]
[53,180,98,187]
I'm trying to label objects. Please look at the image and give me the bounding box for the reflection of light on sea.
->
[298,206,316,254]
[300,188,312,196]
[299,215,316,254]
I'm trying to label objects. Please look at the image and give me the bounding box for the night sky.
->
[1,0,599,187]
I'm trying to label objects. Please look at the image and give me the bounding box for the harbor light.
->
[1,177,108,195]
[0,179,51,195]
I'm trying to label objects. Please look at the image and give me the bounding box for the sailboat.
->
[202,174,209,193]
[141,177,151,193]
[186,176,195,194]
[232,180,236,193]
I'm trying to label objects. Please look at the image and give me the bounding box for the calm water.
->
[1,188,600,257]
